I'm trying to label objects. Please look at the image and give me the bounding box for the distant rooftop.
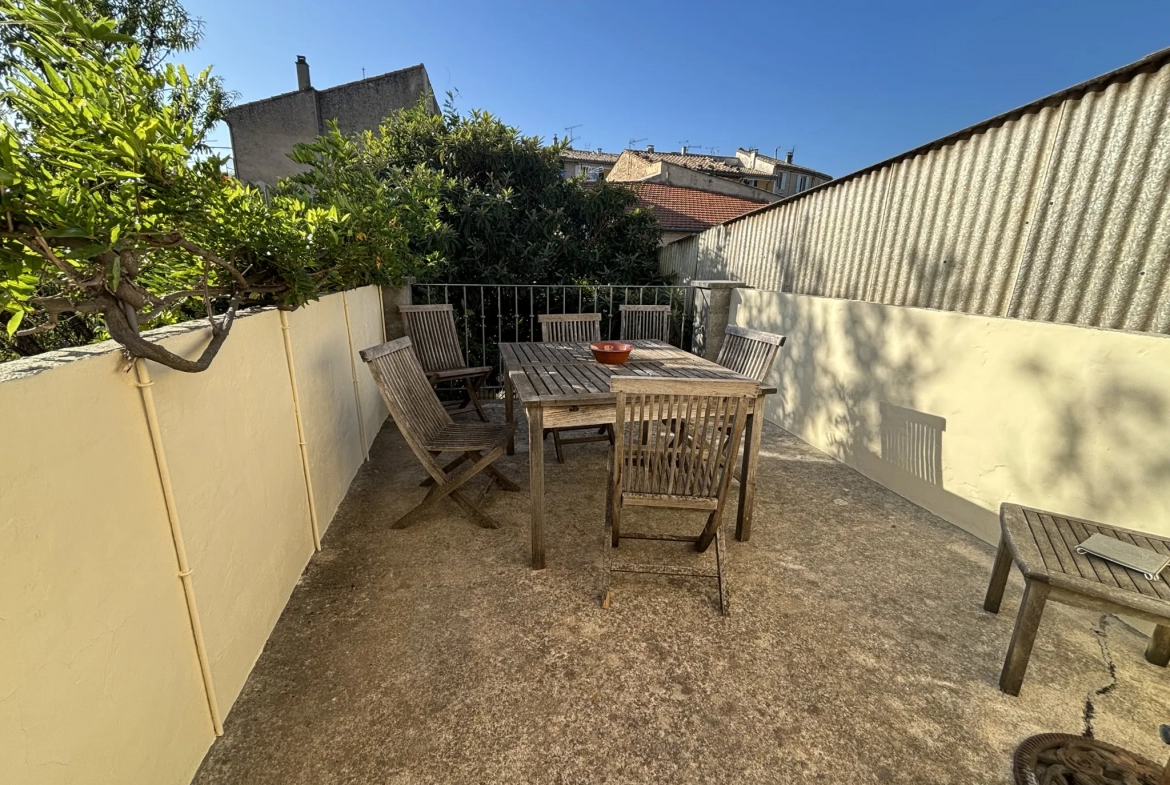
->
[623,182,771,233]
[632,150,747,176]
[569,147,831,181]
[227,62,432,114]
[560,149,622,164]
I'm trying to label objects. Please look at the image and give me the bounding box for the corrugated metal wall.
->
[661,57,1170,334]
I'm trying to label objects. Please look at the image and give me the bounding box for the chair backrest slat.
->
[611,376,757,499]
[360,337,452,455]
[538,313,602,343]
[400,304,467,372]
[619,304,671,343]
[715,325,785,382]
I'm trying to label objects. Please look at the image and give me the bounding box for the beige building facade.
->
[605,146,830,201]
[560,148,621,181]
[225,59,437,186]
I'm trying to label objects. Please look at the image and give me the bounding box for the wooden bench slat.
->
[1082,523,1149,596]
[1046,513,1096,580]
[1130,534,1170,598]
[994,503,1170,696]
[1132,532,1170,558]
[1064,518,1123,587]
[1109,530,1170,599]
[1024,509,1065,576]
[1036,512,1079,577]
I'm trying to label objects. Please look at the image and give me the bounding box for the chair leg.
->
[714,529,730,616]
[394,447,506,529]
[610,493,623,547]
[601,509,614,609]
[421,453,470,486]
[472,450,520,492]
[999,578,1050,696]
[605,445,614,529]
[391,484,444,529]
[448,488,501,529]
[983,537,1013,613]
[696,505,725,553]
[467,377,489,423]
[1145,625,1170,667]
[552,430,565,464]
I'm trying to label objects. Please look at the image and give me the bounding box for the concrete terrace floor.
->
[193,404,1170,784]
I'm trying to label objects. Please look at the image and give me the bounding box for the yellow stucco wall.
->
[734,289,1170,544]
[288,294,366,533]
[0,287,388,785]
[147,308,316,713]
[0,351,214,785]
[346,287,390,458]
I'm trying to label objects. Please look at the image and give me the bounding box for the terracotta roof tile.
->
[634,150,748,175]
[561,149,622,164]
[632,150,831,180]
[624,183,771,233]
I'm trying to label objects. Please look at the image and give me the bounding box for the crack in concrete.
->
[1082,614,1118,739]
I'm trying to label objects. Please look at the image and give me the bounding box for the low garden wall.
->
[0,286,388,785]
[732,288,1170,545]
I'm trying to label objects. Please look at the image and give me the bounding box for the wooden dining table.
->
[501,340,775,569]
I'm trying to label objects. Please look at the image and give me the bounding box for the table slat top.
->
[1001,503,1170,613]
[503,340,775,406]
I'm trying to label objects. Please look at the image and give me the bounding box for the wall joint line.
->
[341,291,370,462]
[279,311,322,551]
[133,359,224,737]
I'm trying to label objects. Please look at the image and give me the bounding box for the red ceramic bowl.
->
[590,341,633,365]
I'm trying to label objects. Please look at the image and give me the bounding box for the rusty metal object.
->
[1012,733,1163,785]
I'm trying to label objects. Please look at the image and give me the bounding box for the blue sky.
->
[181,0,1170,178]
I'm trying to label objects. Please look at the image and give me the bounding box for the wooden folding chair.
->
[361,337,519,529]
[619,304,671,343]
[602,376,760,615]
[538,312,603,343]
[714,325,785,483]
[400,304,492,422]
[715,325,785,382]
[537,312,612,462]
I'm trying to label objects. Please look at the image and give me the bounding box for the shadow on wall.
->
[1014,354,1170,531]
[734,250,1009,541]
[773,257,936,468]
[880,402,945,486]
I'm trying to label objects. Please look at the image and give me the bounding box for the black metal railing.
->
[410,284,695,395]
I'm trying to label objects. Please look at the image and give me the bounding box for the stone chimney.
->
[785,149,794,164]
[296,56,311,91]
[748,149,758,169]
[646,144,654,153]
[680,145,688,155]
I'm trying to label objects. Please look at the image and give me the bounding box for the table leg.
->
[505,371,515,455]
[983,537,1013,614]
[1145,624,1170,667]
[999,578,1049,696]
[527,405,545,570]
[735,395,766,541]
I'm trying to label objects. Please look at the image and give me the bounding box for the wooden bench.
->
[984,503,1170,695]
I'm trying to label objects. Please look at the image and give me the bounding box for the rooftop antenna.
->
[362,67,366,79]
[564,124,583,145]
[628,137,647,149]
